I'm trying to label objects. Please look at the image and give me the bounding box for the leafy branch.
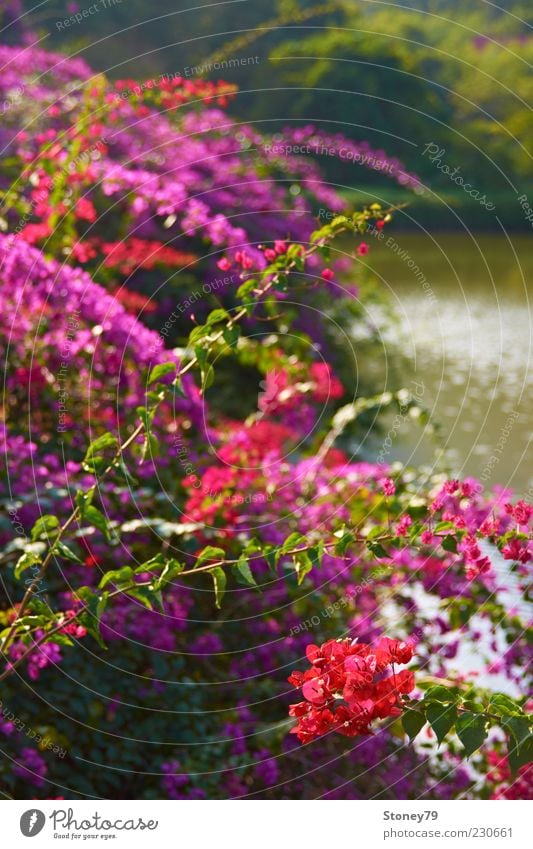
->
[0,205,385,664]
[402,682,533,771]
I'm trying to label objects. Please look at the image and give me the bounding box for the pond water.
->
[352,232,532,497]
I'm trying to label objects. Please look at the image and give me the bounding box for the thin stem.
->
[0,530,394,680]
[0,581,146,681]
[406,700,503,725]
[0,208,393,668]
[0,237,321,655]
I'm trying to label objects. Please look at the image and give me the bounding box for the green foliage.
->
[209,567,227,609]
[31,515,60,542]
[408,682,533,763]
[82,432,119,474]
[148,362,176,385]
[14,551,41,580]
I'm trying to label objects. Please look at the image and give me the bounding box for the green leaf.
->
[188,324,211,346]
[134,553,166,574]
[84,432,118,454]
[75,487,95,518]
[200,362,215,392]
[402,709,426,741]
[76,587,109,649]
[243,538,262,556]
[272,274,288,293]
[195,345,208,368]
[308,541,325,570]
[136,405,155,436]
[116,457,137,485]
[172,376,186,398]
[435,521,456,533]
[27,597,54,617]
[206,308,229,326]
[210,567,226,608]
[263,545,278,574]
[506,717,533,772]
[195,546,226,568]
[48,632,74,647]
[99,566,134,589]
[125,586,157,611]
[11,614,50,631]
[56,542,83,564]
[223,326,240,348]
[424,685,458,704]
[462,700,485,713]
[140,432,159,464]
[367,540,390,559]
[489,693,523,717]
[508,740,533,773]
[232,556,257,588]
[84,505,113,542]
[82,432,119,473]
[503,716,532,748]
[148,361,176,385]
[334,529,355,557]
[236,278,257,300]
[31,515,60,542]
[426,703,458,745]
[194,345,215,390]
[145,389,164,406]
[153,559,185,590]
[441,535,458,554]
[456,712,488,756]
[280,532,306,556]
[14,551,41,581]
[293,550,313,585]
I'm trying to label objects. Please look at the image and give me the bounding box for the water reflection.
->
[356,233,532,494]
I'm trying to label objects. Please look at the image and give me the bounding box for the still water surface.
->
[354,233,532,495]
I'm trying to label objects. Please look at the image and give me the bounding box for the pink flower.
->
[309,362,343,402]
[357,243,369,256]
[466,556,491,581]
[75,197,97,222]
[234,250,253,270]
[302,676,328,706]
[380,477,395,496]
[443,479,460,494]
[321,268,334,281]
[502,538,531,564]
[506,500,533,526]
[395,515,412,536]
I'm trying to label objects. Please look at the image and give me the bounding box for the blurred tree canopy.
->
[6,0,533,226]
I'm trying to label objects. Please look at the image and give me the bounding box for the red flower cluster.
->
[110,288,158,316]
[183,421,293,526]
[309,363,344,403]
[112,77,236,108]
[59,610,87,639]
[462,533,492,581]
[504,500,533,526]
[100,239,197,274]
[258,362,344,416]
[288,637,415,743]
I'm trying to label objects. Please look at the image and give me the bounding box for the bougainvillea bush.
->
[0,43,531,800]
